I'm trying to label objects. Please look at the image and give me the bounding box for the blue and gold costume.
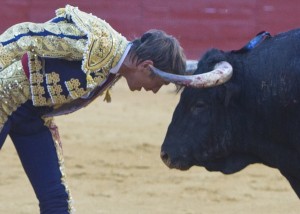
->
[0,5,129,213]
[0,4,128,121]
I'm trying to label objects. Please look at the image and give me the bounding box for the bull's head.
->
[153,53,258,174]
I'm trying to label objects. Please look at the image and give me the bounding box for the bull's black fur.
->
[161,28,300,198]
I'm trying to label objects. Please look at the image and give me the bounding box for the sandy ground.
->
[0,78,299,214]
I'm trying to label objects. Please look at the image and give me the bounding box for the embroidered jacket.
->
[0,4,129,107]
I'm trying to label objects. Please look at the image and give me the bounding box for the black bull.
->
[160,28,300,198]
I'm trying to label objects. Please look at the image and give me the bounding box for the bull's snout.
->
[160,150,171,168]
[160,150,192,171]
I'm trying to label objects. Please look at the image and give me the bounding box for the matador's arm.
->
[0,21,87,70]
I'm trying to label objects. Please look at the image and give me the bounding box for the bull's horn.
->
[149,61,233,88]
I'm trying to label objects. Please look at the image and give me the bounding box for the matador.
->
[0,4,186,214]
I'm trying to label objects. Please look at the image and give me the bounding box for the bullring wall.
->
[0,0,299,59]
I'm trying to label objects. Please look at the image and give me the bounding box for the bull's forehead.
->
[181,86,217,103]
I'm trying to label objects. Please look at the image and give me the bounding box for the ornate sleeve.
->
[0,21,87,70]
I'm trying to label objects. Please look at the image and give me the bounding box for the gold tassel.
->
[86,74,96,88]
[103,90,111,103]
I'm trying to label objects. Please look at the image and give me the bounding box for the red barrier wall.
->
[0,0,299,59]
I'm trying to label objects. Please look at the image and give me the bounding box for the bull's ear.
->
[197,49,227,73]
[224,83,240,107]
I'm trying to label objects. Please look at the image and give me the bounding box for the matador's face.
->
[120,59,169,93]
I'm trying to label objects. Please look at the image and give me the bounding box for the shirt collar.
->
[110,43,133,74]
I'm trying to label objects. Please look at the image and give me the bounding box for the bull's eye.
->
[191,101,207,115]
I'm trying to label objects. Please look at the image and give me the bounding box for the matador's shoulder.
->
[56,5,129,79]
[0,5,128,89]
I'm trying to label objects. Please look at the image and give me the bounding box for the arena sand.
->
[0,78,299,214]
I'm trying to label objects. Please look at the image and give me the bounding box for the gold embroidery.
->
[0,4,128,110]
[28,23,44,33]
[30,85,45,95]
[46,72,68,104]
[43,117,75,214]
[31,72,44,84]
[31,95,46,105]
[65,78,87,99]
[48,85,62,94]
[28,55,91,106]
[46,72,60,84]
[0,61,30,130]
[0,22,86,70]
[85,73,96,88]
[63,5,128,85]
[29,54,48,106]
[93,71,106,85]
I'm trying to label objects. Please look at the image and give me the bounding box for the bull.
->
[150,29,300,198]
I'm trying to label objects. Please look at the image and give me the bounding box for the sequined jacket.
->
[0,4,129,107]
